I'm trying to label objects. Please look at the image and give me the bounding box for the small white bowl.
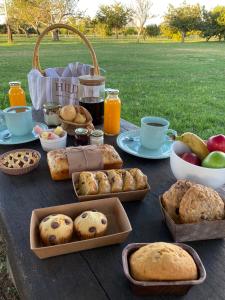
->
[39,130,67,152]
[170,141,225,189]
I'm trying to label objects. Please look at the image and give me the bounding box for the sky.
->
[78,0,225,24]
[1,0,225,25]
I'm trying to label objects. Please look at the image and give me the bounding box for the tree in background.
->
[199,6,225,41]
[163,3,202,42]
[96,2,133,38]
[1,0,13,43]
[145,24,160,37]
[132,0,153,42]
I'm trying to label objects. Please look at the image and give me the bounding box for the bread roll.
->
[129,168,147,190]
[96,171,111,194]
[107,170,123,192]
[74,112,86,124]
[60,105,76,121]
[79,172,98,195]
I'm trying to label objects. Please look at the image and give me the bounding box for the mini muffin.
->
[130,242,198,281]
[74,210,108,239]
[179,184,225,223]
[162,180,194,222]
[39,214,73,246]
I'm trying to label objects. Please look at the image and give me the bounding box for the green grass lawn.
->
[0,35,225,138]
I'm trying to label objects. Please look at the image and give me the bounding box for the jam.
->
[74,128,90,146]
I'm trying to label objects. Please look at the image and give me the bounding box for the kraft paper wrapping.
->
[66,146,104,175]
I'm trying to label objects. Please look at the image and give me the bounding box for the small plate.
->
[0,122,48,145]
[117,129,175,159]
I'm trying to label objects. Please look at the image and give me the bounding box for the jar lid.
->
[106,88,119,95]
[79,67,105,86]
[91,129,104,137]
[75,128,89,135]
[9,81,21,86]
[43,102,62,109]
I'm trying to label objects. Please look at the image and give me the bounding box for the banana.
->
[176,132,209,160]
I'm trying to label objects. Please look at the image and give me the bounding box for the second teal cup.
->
[140,116,174,150]
[3,106,33,136]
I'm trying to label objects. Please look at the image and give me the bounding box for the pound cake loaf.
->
[47,144,123,180]
[130,242,198,281]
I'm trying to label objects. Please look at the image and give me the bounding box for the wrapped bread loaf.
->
[47,145,123,181]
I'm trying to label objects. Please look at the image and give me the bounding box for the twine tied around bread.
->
[66,146,104,175]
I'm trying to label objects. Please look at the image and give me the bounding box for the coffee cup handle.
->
[166,129,177,140]
[0,110,7,131]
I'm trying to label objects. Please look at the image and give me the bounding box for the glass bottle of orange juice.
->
[104,89,121,135]
[8,82,27,107]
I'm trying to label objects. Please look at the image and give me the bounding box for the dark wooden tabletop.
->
[0,111,225,300]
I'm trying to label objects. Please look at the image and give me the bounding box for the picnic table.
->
[0,110,225,300]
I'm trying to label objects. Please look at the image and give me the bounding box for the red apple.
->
[180,152,201,165]
[207,134,225,153]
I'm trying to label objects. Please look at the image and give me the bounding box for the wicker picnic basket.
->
[28,23,101,110]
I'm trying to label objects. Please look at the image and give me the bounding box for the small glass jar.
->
[43,102,62,126]
[74,128,90,146]
[90,130,104,145]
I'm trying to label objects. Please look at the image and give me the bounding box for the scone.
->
[179,184,225,223]
[74,210,108,239]
[39,214,73,246]
[130,242,198,281]
[162,180,193,222]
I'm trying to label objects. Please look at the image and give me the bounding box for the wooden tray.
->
[72,168,150,202]
[160,195,225,242]
[122,243,206,296]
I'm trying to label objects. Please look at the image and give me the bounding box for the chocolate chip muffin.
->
[162,180,194,222]
[179,184,225,223]
[74,210,108,240]
[39,214,73,246]
[130,242,198,281]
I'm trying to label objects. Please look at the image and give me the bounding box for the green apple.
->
[202,151,225,168]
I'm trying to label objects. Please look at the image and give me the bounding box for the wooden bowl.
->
[0,149,41,175]
[59,105,94,136]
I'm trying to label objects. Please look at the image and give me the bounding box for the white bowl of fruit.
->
[170,132,225,189]
[34,126,67,152]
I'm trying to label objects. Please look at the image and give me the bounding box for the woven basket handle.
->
[32,23,100,75]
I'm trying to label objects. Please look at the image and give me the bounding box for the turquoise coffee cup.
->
[140,116,173,150]
[3,106,33,136]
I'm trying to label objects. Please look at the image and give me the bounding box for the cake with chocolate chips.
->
[39,214,73,246]
[74,210,108,240]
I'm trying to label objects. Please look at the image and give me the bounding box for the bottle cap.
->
[9,81,21,86]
